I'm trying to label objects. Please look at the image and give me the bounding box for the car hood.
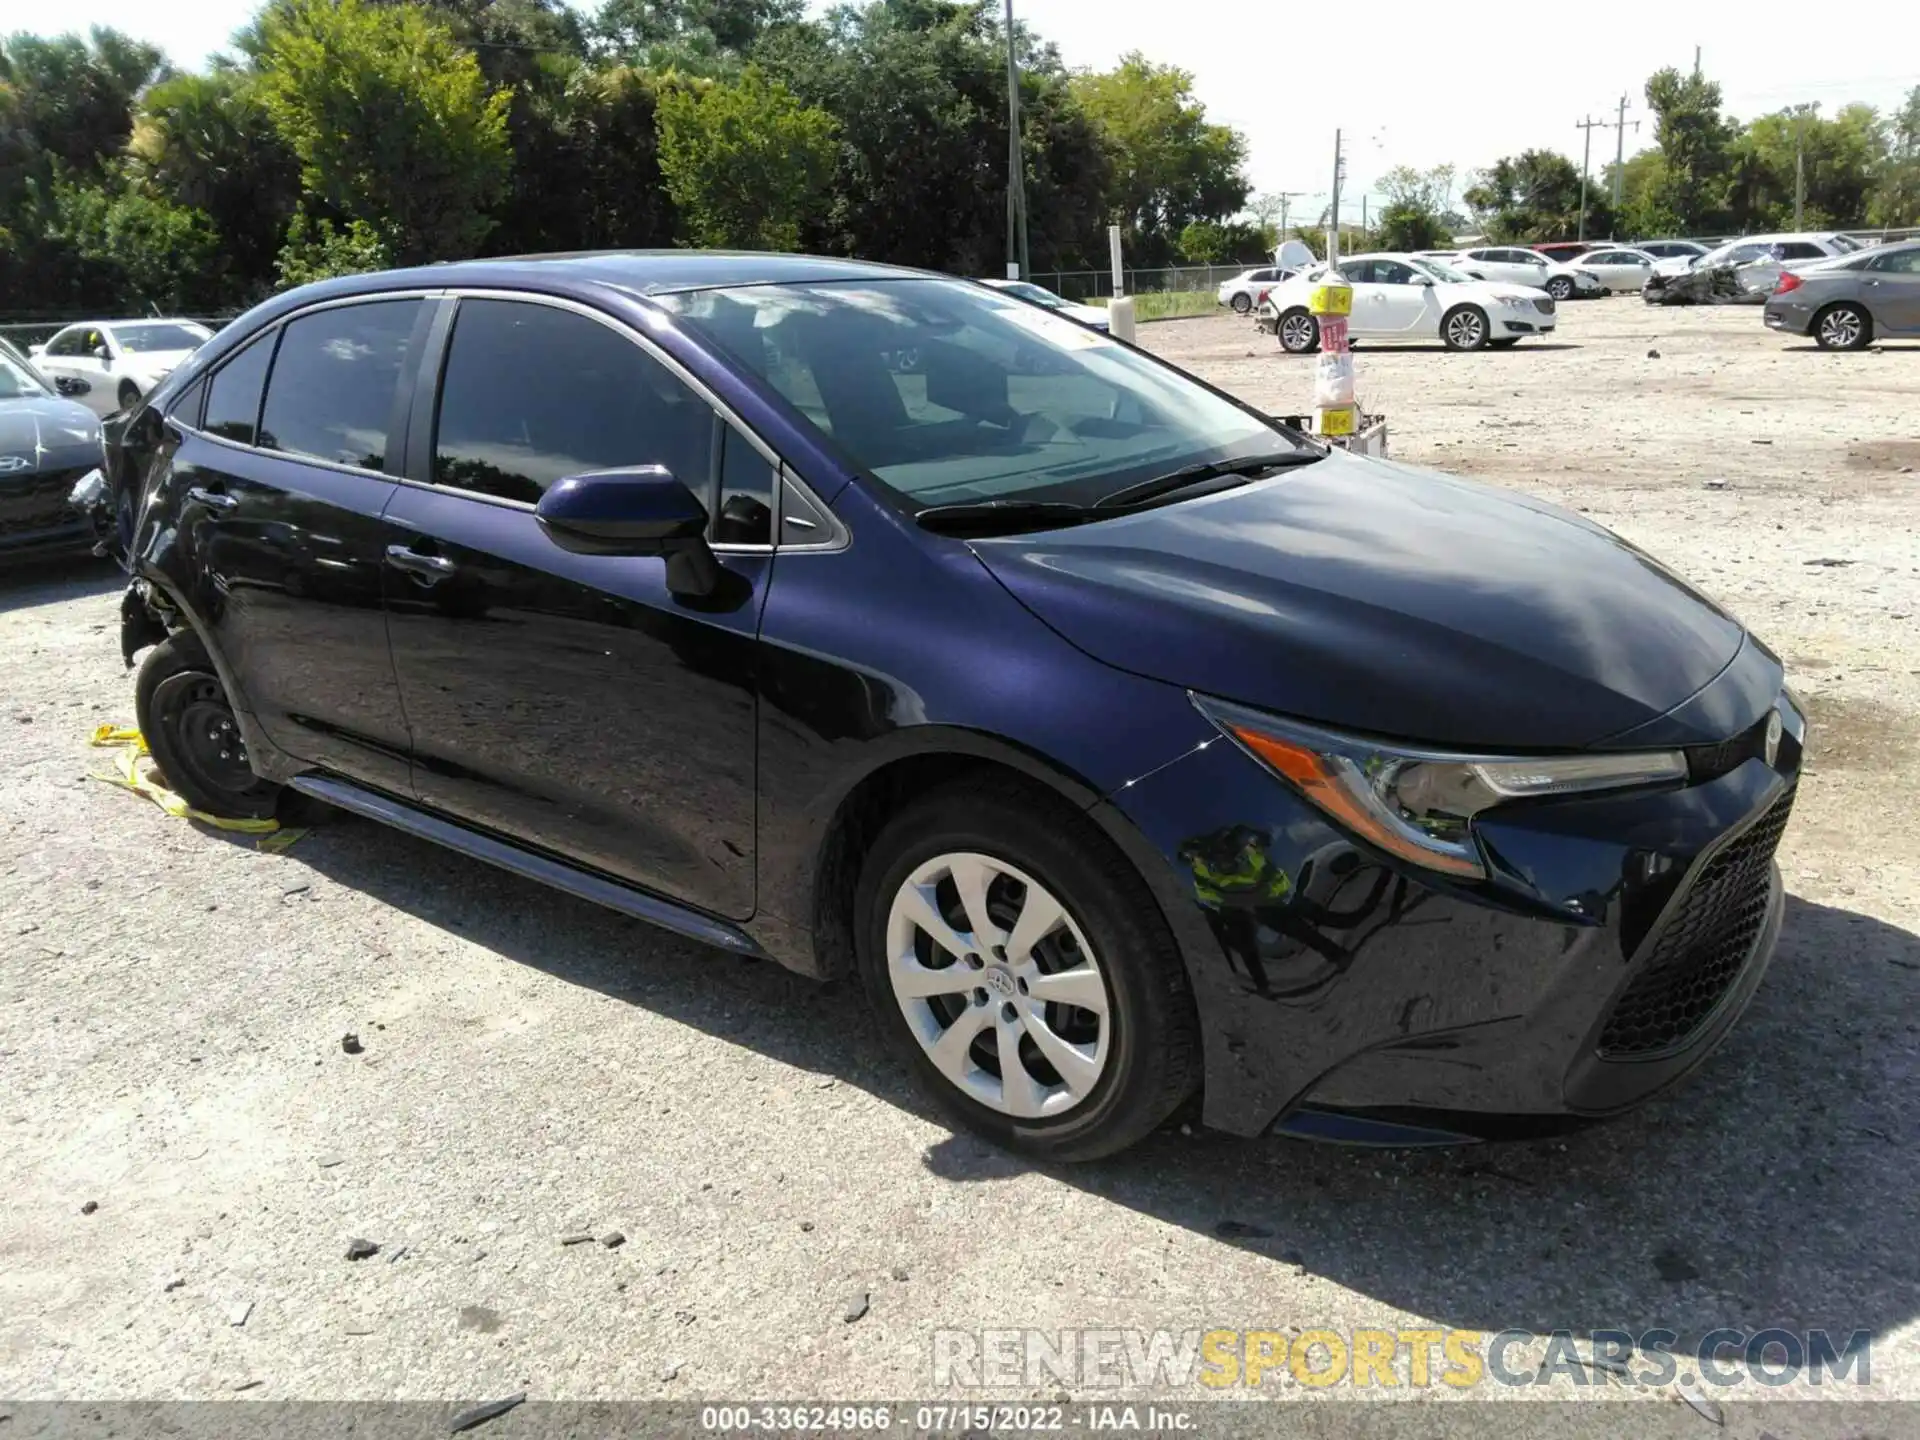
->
[970,450,1748,751]
[0,395,103,473]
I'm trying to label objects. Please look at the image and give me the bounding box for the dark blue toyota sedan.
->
[103,252,1803,1158]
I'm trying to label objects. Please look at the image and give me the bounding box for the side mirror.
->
[54,375,91,397]
[94,346,113,363]
[1411,275,1435,287]
[536,466,722,597]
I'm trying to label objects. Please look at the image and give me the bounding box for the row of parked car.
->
[1217,229,1920,352]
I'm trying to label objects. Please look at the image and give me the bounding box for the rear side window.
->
[259,299,422,470]
[203,334,275,444]
[1776,242,1824,260]
[432,299,715,506]
[1868,247,1920,274]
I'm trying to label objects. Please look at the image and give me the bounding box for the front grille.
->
[1597,786,1795,1057]
[1534,298,1557,315]
[0,465,86,538]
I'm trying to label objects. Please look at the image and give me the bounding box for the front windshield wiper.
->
[914,499,1097,537]
[1093,450,1322,510]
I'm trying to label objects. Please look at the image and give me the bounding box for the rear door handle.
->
[186,486,237,512]
[386,544,457,581]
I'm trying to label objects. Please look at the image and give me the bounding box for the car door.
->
[1370,259,1441,333]
[382,294,770,920]
[155,295,427,796]
[1458,249,1505,283]
[1336,261,1391,336]
[1862,246,1920,333]
[1501,249,1551,289]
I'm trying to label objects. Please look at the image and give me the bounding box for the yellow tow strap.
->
[87,725,307,852]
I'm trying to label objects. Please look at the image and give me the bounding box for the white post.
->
[1106,224,1135,342]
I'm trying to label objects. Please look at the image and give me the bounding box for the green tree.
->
[1071,52,1247,267]
[0,28,167,191]
[1464,150,1614,241]
[126,69,300,299]
[1728,102,1883,230]
[1643,66,1736,232]
[654,65,834,249]
[254,0,512,263]
[41,173,221,310]
[596,0,802,71]
[756,1,1110,275]
[1373,164,1455,251]
[274,207,392,287]
[1871,85,1920,226]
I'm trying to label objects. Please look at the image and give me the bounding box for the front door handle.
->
[386,544,457,581]
[186,486,237,512]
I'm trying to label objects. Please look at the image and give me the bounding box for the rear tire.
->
[135,632,281,820]
[1813,302,1871,351]
[1441,305,1491,351]
[853,778,1200,1161]
[1276,308,1320,354]
[116,380,140,413]
[1229,292,1253,315]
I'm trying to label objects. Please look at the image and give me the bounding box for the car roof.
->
[416,250,931,296]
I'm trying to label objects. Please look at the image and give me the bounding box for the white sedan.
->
[1452,246,1603,301]
[30,318,213,416]
[1567,245,1658,292]
[1255,253,1557,351]
[979,279,1109,331]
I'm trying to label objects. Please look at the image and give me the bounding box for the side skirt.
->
[288,774,767,959]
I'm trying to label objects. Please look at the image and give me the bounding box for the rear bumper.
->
[1099,688,1802,1143]
[1764,300,1813,334]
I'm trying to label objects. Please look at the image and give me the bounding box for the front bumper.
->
[0,465,98,564]
[1098,683,1803,1143]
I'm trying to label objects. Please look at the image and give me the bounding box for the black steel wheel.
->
[135,632,281,819]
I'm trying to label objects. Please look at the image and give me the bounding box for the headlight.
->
[1500,292,1536,307]
[1193,695,1687,879]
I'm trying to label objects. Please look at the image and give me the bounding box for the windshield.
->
[0,345,51,399]
[657,279,1290,510]
[111,322,211,354]
[1408,256,1475,284]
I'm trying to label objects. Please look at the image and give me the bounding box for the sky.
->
[6,0,1918,222]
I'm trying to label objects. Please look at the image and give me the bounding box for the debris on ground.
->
[559,1232,595,1246]
[843,1292,870,1323]
[86,725,306,849]
[1675,1377,1726,1424]
[448,1393,527,1433]
[340,1033,363,1055]
[890,1265,909,1282]
[660,1363,681,1382]
[345,1238,379,1261]
[1212,1219,1274,1239]
[228,1301,252,1327]
[163,1276,185,1292]
[600,1231,626,1249]
[80,1200,98,1215]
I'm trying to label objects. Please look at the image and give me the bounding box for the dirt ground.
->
[1,299,1916,1415]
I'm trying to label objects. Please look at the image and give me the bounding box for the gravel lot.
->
[2,300,1916,1414]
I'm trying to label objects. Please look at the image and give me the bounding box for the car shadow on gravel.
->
[287,812,1916,1357]
[0,554,120,612]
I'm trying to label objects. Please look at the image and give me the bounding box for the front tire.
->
[135,632,281,819]
[1442,305,1491,351]
[1276,308,1320,354]
[1813,303,1871,350]
[853,778,1200,1161]
[116,380,140,413]
[1545,276,1574,301]
[1229,292,1253,315]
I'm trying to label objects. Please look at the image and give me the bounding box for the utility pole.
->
[1328,128,1344,265]
[1361,194,1368,236]
[1575,115,1607,241]
[1693,46,1701,78]
[1794,106,1809,230]
[1611,94,1639,218]
[1002,0,1029,279]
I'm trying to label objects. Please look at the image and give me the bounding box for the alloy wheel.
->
[1818,306,1865,350]
[885,851,1111,1119]
[1230,292,1252,314]
[1279,313,1317,353]
[1547,278,1573,300]
[1445,309,1487,349]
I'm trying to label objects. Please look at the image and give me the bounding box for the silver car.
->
[1763,239,1920,349]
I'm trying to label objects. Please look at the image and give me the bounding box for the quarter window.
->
[432,299,714,506]
[714,426,773,545]
[203,333,276,444]
[259,299,422,470]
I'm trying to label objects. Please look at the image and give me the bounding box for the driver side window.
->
[1374,261,1416,285]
